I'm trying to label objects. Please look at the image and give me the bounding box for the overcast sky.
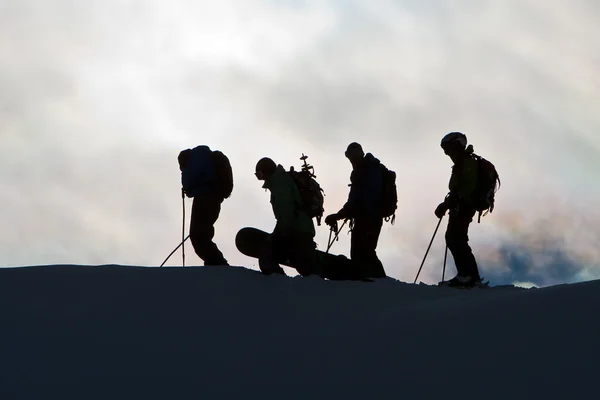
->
[1,0,599,286]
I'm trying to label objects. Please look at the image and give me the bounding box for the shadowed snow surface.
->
[1,265,598,399]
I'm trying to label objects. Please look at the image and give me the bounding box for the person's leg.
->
[289,235,319,277]
[189,194,228,265]
[445,207,479,280]
[350,217,386,278]
[258,235,286,275]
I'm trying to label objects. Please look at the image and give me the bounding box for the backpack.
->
[379,163,398,223]
[288,154,325,225]
[179,145,214,198]
[211,150,234,199]
[471,153,500,222]
[178,146,233,199]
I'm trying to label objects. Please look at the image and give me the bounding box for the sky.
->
[1,0,599,286]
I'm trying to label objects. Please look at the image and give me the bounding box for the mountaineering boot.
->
[203,257,230,266]
[262,267,286,276]
[440,274,486,289]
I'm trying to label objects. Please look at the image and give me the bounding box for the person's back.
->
[264,165,316,239]
[448,148,479,205]
[346,152,384,218]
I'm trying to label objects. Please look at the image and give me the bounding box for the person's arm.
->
[271,183,296,236]
[338,170,359,218]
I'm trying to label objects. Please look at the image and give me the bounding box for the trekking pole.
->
[413,216,444,284]
[441,245,448,285]
[182,188,186,267]
[326,219,348,253]
[160,234,190,267]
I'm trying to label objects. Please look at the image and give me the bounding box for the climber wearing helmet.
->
[435,132,483,288]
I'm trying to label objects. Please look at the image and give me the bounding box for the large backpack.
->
[179,145,214,198]
[211,150,234,199]
[471,153,500,222]
[178,146,233,199]
[288,154,325,225]
[379,163,398,223]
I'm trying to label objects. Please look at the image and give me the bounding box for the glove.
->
[324,213,339,227]
[434,202,448,219]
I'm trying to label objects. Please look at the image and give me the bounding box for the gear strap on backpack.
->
[288,153,325,225]
[379,163,397,224]
[471,153,500,223]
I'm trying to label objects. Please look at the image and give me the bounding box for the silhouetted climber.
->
[435,132,499,288]
[325,142,387,278]
[254,157,319,277]
[178,145,233,266]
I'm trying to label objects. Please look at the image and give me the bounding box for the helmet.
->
[440,132,467,149]
[255,157,276,175]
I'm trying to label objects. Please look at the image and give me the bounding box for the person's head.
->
[255,157,277,181]
[440,132,468,163]
[344,142,364,165]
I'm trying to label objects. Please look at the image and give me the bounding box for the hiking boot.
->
[203,260,230,266]
[263,269,286,276]
[441,275,482,288]
[261,266,287,276]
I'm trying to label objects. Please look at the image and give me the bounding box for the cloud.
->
[480,230,600,288]
[1,0,599,286]
[487,245,586,287]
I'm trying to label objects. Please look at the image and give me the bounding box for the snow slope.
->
[1,265,598,399]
